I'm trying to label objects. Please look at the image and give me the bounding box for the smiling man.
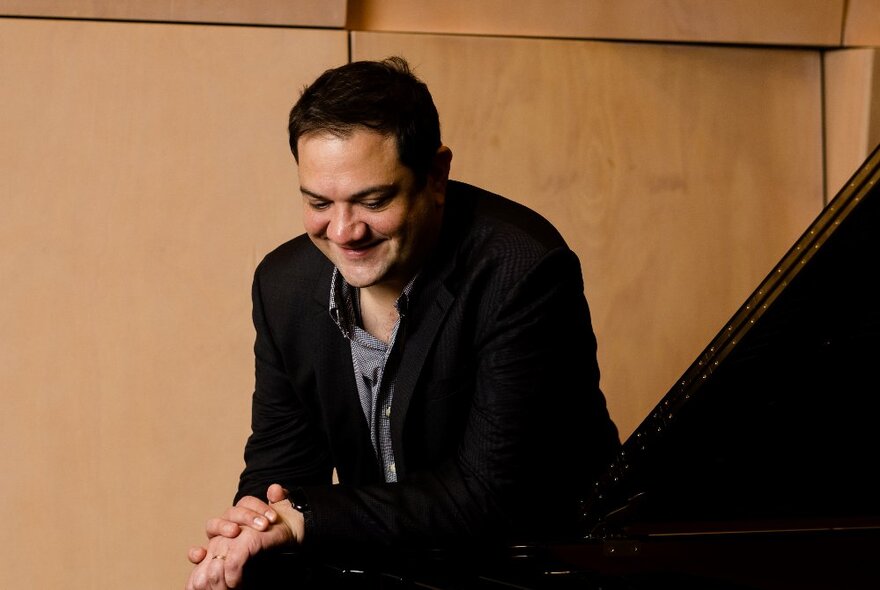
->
[186,57,619,590]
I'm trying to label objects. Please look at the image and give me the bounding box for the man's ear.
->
[428,146,453,204]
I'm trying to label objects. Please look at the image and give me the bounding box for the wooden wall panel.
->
[349,0,844,46]
[824,49,880,199]
[0,0,346,27]
[353,32,824,439]
[843,0,880,47]
[0,18,346,590]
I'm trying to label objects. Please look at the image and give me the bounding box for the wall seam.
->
[820,49,830,206]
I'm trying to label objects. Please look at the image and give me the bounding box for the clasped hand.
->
[185,483,304,590]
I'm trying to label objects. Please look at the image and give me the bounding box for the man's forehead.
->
[299,130,398,164]
[297,128,396,151]
[297,131,412,198]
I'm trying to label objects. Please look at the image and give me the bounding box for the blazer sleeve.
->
[296,247,619,550]
[235,261,334,502]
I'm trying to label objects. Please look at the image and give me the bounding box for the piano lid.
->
[584,144,880,537]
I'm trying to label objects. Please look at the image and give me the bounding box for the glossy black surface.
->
[586,144,880,536]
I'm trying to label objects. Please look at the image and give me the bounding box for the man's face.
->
[298,129,448,294]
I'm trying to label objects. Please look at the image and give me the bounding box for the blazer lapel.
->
[310,264,383,482]
[391,273,454,474]
[388,188,472,475]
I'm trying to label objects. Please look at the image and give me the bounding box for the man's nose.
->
[328,206,366,244]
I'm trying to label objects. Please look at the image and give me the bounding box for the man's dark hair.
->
[288,56,441,185]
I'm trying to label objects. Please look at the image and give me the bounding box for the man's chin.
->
[337,268,379,289]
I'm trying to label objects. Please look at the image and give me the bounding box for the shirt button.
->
[389,462,396,474]
[385,406,391,418]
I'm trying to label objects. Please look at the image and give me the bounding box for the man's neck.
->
[358,285,403,344]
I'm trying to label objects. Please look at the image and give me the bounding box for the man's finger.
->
[222,545,248,588]
[234,495,278,524]
[266,483,289,504]
[207,554,228,590]
[188,545,208,565]
[187,560,209,590]
[223,505,275,530]
[206,517,242,539]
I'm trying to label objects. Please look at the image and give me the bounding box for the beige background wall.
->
[825,48,880,199]
[348,0,845,45]
[2,2,879,589]
[0,15,346,589]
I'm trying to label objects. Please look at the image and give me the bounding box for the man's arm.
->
[236,260,334,501]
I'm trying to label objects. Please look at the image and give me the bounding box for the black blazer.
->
[236,181,619,550]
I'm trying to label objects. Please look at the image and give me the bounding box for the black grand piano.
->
[249,145,880,589]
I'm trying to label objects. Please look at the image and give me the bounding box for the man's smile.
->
[334,240,384,259]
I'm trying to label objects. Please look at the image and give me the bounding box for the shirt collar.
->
[329,268,417,339]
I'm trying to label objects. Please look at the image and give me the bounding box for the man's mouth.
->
[337,241,381,258]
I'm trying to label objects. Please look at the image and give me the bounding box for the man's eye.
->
[308,200,330,210]
[362,195,394,210]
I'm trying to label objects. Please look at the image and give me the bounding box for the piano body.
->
[249,145,880,589]
[550,140,880,588]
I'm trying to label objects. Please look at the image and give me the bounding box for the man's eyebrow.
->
[299,184,398,201]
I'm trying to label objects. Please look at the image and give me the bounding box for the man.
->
[186,57,619,590]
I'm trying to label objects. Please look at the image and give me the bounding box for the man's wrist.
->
[288,487,310,514]
[287,487,313,543]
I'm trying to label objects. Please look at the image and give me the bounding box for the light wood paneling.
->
[0,18,346,590]
[0,0,346,27]
[353,32,824,439]
[843,0,880,46]
[349,0,844,46]
[824,49,880,199]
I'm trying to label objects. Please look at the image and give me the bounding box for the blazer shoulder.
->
[448,181,568,254]
[255,234,330,296]
[444,182,572,282]
[257,234,329,276]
